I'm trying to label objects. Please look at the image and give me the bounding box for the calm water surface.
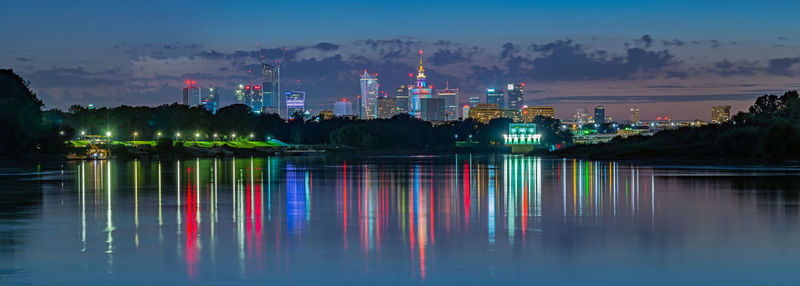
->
[2,155,800,285]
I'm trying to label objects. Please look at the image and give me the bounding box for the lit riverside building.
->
[333,99,353,117]
[376,96,397,119]
[359,70,379,119]
[711,105,731,123]
[285,90,306,118]
[468,103,502,124]
[506,83,525,109]
[521,106,555,122]
[410,50,432,119]
[182,80,201,106]
[261,62,280,115]
[486,88,504,108]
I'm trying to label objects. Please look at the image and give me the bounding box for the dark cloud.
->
[14,57,32,62]
[313,42,339,51]
[637,34,653,48]
[766,57,800,76]
[777,36,788,41]
[712,60,760,76]
[500,42,515,59]
[428,49,468,65]
[24,67,124,88]
[662,39,685,47]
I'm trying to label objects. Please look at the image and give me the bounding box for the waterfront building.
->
[420,97,446,122]
[521,106,555,122]
[594,105,606,124]
[285,90,306,118]
[261,63,280,115]
[395,85,410,114]
[410,50,432,118]
[182,80,201,106]
[711,105,731,123]
[334,99,353,117]
[503,123,541,154]
[486,88,504,108]
[376,96,397,119]
[437,87,459,120]
[468,103,502,124]
[506,83,525,109]
[630,108,641,123]
[360,70,379,119]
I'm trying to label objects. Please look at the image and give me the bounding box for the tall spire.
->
[416,50,426,88]
[418,50,424,72]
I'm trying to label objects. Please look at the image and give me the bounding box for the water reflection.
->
[8,155,800,284]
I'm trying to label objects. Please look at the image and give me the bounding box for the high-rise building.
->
[202,86,220,114]
[182,80,201,106]
[630,108,641,123]
[285,90,306,118]
[521,106,555,122]
[395,85,410,114]
[376,96,397,119]
[420,97,446,122]
[410,50,432,118]
[333,99,353,117]
[594,106,606,124]
[261,63,280,115]
[469,96,480,107]
[502,109,522,122]
[711,105,731,123]
[437,87,459,121]
[486,88,504,108]
[468,103,502,124]
[462,105,471,119]
[506,83,525,109]
[360,70,379,119]
[575,108,590,123]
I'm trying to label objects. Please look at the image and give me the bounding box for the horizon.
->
[4,0,800,121]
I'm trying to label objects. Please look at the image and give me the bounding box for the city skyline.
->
[4,1,800,120]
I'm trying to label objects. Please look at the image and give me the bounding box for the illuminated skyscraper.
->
[521,106,555,122]
[469,96,480,107]
[376,96,397,119]
[182,80,201,106]
[286,90,306,118]
[630,108,641,123]
[360,70,379,119]
[576,108,590,123]
[410,50,432,118]
[437,86,459,120]
[711,105,731,123]
[395,85,410,114]
[506,83,524,109]
[594,106,606,124]
[486,88,504,108]
[261,63,280,115]
[334,99,353,116]
[202,86,220,113]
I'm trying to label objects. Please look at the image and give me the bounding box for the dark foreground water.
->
[2,155,800,285]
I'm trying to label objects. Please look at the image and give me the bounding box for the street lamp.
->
[249,133,254,139]
[232,133,236,140]
[133,132,138,141]
[195,133,200,142]
[157,131,162,138]
[176,132,181,140]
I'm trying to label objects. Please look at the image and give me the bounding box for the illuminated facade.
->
[202,86,220,114]
[261,63,280,115]
[319,110,334,120]
[594,105,605,124]
[468,103,502,124]
[711,105,731,123]
[360,71,379,119]
[521,106,555,122]
[334,99,353,116]
[506,83,525,109]
[376,96,397,119]
[630,108,641,123]
[504,123,541,154]
[410,50,432,118]
[486,88,504,108]
[182,80,201,106]
[437,87,459,120]
[395,85,410,114]
[285,90,306,118]
[469,96,480,107]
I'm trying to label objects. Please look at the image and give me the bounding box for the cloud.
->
[539,93,761,104]
[765,57,800,77]
[313,42,339,51]
[24,67,124,88]
[637,34,653,48]
[428,49,468,65]
[14,57,32,62]
[662,39,685,47]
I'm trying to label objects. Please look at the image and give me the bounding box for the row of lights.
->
[75,131,257,140]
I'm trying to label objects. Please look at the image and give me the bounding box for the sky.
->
[3,0,800,120]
